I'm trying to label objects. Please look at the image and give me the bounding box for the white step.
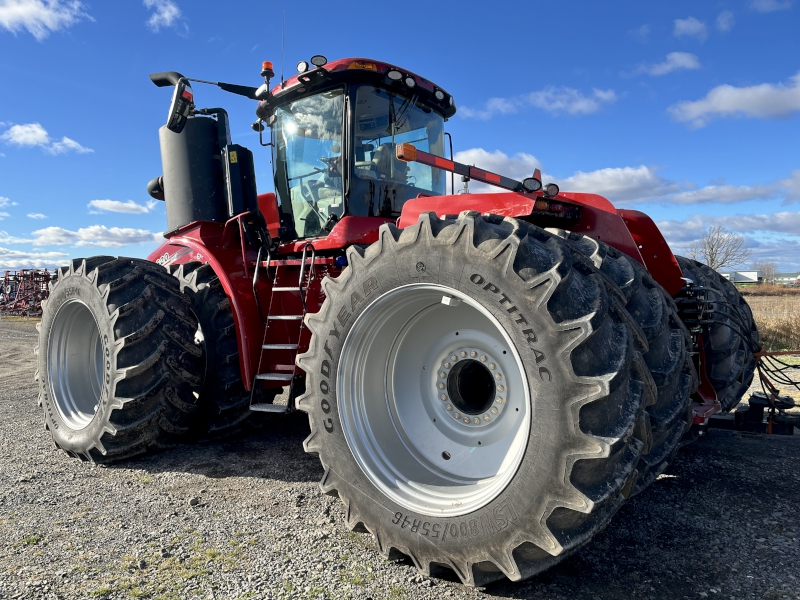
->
[250,404,289,413]
[268,315,304,321]
[272,286,301,291]
[256,373,294,381]
[262,344,299,350]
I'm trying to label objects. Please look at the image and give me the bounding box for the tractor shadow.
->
[105,409,320,483]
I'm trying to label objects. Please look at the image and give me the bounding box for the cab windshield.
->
[349,85,445,217]
[273,87,345,239]
[272,84,446,239]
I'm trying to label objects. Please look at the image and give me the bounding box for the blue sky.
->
[1,0,799,271]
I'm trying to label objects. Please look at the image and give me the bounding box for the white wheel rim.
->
[48,299,104,430]
[338,284,531,517]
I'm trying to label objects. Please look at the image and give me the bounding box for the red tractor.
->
[35,56,761,586]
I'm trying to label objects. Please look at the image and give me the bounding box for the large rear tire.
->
[297,212,655,585]
[675,257,758,412]
[170,262,257,440]
[36,257,202,463]
[549,231,696,494]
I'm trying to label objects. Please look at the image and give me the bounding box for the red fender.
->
[399,192,684,296]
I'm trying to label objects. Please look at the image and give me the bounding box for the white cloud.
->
[0,230,32,243]
[143,0,184,32]
[31,225,161,247]
[555,166,681,202]
[1,123,49,146]
[460,87,617,120]
[528,88,617,116]
[0,245,68,269]
[47,136,92,154]
[628,24,650,42]
[639,52,701,76]
[0,196,17,208]
[668,71,800,127]
[716,11,735,31]
[750,0,793,12]
[780,169,800,201]
[88,199,157,214]
[0,0,90,41]
[658,212,800,243]
[674,17,707,41]
[670,183,777,204]
[0,122,93,154]
[0,212,9,220]
[27,212,46,219]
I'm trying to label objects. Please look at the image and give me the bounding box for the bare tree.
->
[752,260,777,284]
[687,225,751,270]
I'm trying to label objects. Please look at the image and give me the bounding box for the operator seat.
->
[372,143,409,182]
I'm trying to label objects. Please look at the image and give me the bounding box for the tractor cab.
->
[256,57,456,241]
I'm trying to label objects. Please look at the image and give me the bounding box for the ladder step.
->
[272,286,301,291]
[250,403,289,413]
[256,373,294,381]
[268,315,304,320]
[262,344,299,350]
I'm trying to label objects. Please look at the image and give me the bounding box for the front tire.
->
[297,213,654,585]
[36,257,202,463]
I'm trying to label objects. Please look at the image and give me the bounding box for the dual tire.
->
[36,258,202,463]
[297,212,695,585]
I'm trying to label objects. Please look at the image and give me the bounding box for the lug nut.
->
[470,351,477,358]
[446,404,453,411]
[495,373,502,380]
[473,417,480,424]
[460,351,467,358]
[451,355,458,361]
[439,371,446,378]
[483,414,490,421]
[489,363,495,370]
[497,385,505,392]
[463,417,470,423]
[438,383,445,390]
[440,394,447,401]
[480,355,487,362]
[454,412,461,419]
[496,397,504,404]
[491,407,499,414]
[444,362,451,369]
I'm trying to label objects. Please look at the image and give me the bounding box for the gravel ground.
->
[1,318,799,600]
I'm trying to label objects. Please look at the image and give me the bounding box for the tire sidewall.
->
[39,270,118,452]
[304,227,591,559]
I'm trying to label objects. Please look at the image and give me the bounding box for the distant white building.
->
[718,270,762,284]
[775,272,800,285]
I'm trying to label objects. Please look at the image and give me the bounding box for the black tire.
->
[297,212,655,585]
[548,231,696,494]
[169,262,262,440]
[35,257,202,463]
[676,257,758,412]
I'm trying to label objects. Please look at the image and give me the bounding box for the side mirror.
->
[166,79,195,133]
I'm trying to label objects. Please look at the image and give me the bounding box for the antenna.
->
[280,10,285,89]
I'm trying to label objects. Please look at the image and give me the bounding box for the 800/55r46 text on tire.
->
[297,212,656,585]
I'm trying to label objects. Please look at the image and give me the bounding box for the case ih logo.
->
[155,247,192,266]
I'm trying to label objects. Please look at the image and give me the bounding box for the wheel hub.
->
[436,348,506,427]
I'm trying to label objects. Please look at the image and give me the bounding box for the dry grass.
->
[744,295,800,351]
[739,284,800,297]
